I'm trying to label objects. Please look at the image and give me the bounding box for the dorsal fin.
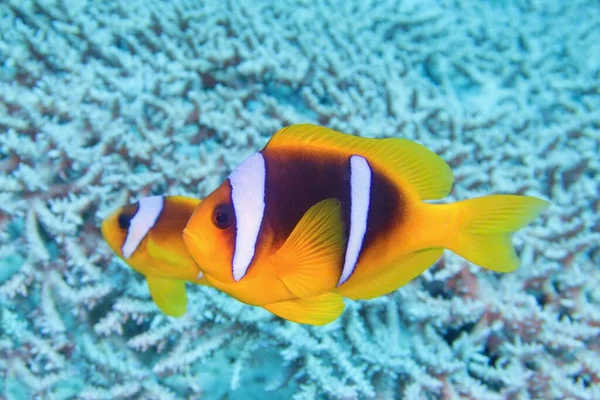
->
[266,124,453,200]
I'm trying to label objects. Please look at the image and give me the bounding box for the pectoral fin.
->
[147,237,190,267]
[274,198,345,299]
[146,275,187,317]
[148,237,204,282]
[264,292,345,325]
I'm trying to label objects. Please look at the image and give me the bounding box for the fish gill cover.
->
[0,0,598,399]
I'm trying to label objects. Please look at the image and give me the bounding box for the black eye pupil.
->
[216,212,228,224]
[118,214,131,229]
[213,204,234,229]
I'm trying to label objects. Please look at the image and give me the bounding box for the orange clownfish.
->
[182,124,550,326]
[101,195,209,317]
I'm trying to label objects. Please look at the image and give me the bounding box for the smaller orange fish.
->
[101,195,208,316]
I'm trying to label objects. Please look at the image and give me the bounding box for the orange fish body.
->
[183,124,549,325]
[101,195,209,316]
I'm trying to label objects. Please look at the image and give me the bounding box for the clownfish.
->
[182,124,549,326]
[101,195,209,317]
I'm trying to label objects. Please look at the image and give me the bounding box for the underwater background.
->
[0,0,598,399]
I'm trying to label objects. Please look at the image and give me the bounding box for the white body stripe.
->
[122,196,164,259]
[338,155,371,286]
[229,152,266,281]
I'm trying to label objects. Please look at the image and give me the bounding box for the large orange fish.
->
[182,124,549,325]
[101,195,208,316]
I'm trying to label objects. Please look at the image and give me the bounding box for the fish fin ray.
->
[275,198,345,299]
[449,195,550,272]
[337,248,443,300]
[147,237,190,266]
[264,292,345,325]
[146,275,187,317]
[267,124,453,200]
[147,235,205,283]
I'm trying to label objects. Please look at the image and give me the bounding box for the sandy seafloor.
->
[0,0,599,399]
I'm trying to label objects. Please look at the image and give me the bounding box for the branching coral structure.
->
[1,0,599,399]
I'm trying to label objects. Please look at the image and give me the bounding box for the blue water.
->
[1,0,598,399]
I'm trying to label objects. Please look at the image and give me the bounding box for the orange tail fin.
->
[447,195,549,272]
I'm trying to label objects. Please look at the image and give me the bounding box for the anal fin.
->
[264,292,345,325]
[274,198,345,299]
[146,275,187,317]
[337,248,443,300]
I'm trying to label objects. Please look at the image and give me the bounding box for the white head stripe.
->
[338,155,371,286]
[229,152,266,281]
[121,196,164,259]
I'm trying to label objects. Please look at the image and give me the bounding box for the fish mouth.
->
[100,219,108,239]
[182,228,205,252]
[182,228,211,279]
[181,227,194,242]
[100,214,114,239]
[100,217,121,256]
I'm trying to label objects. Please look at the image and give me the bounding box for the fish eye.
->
[212,204,235,230]
[118,213,133,229]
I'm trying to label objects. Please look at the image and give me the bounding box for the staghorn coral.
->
[0,0,599,399]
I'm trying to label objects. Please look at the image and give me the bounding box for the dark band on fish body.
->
[259,148,403,272]
[152,197,195,236]
[359,164,405,263]
[260,149,351,255]
[151,198,167,230]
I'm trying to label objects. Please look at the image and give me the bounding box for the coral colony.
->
[1,0,599,399]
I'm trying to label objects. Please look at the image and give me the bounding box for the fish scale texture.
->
[0,0,599,399]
